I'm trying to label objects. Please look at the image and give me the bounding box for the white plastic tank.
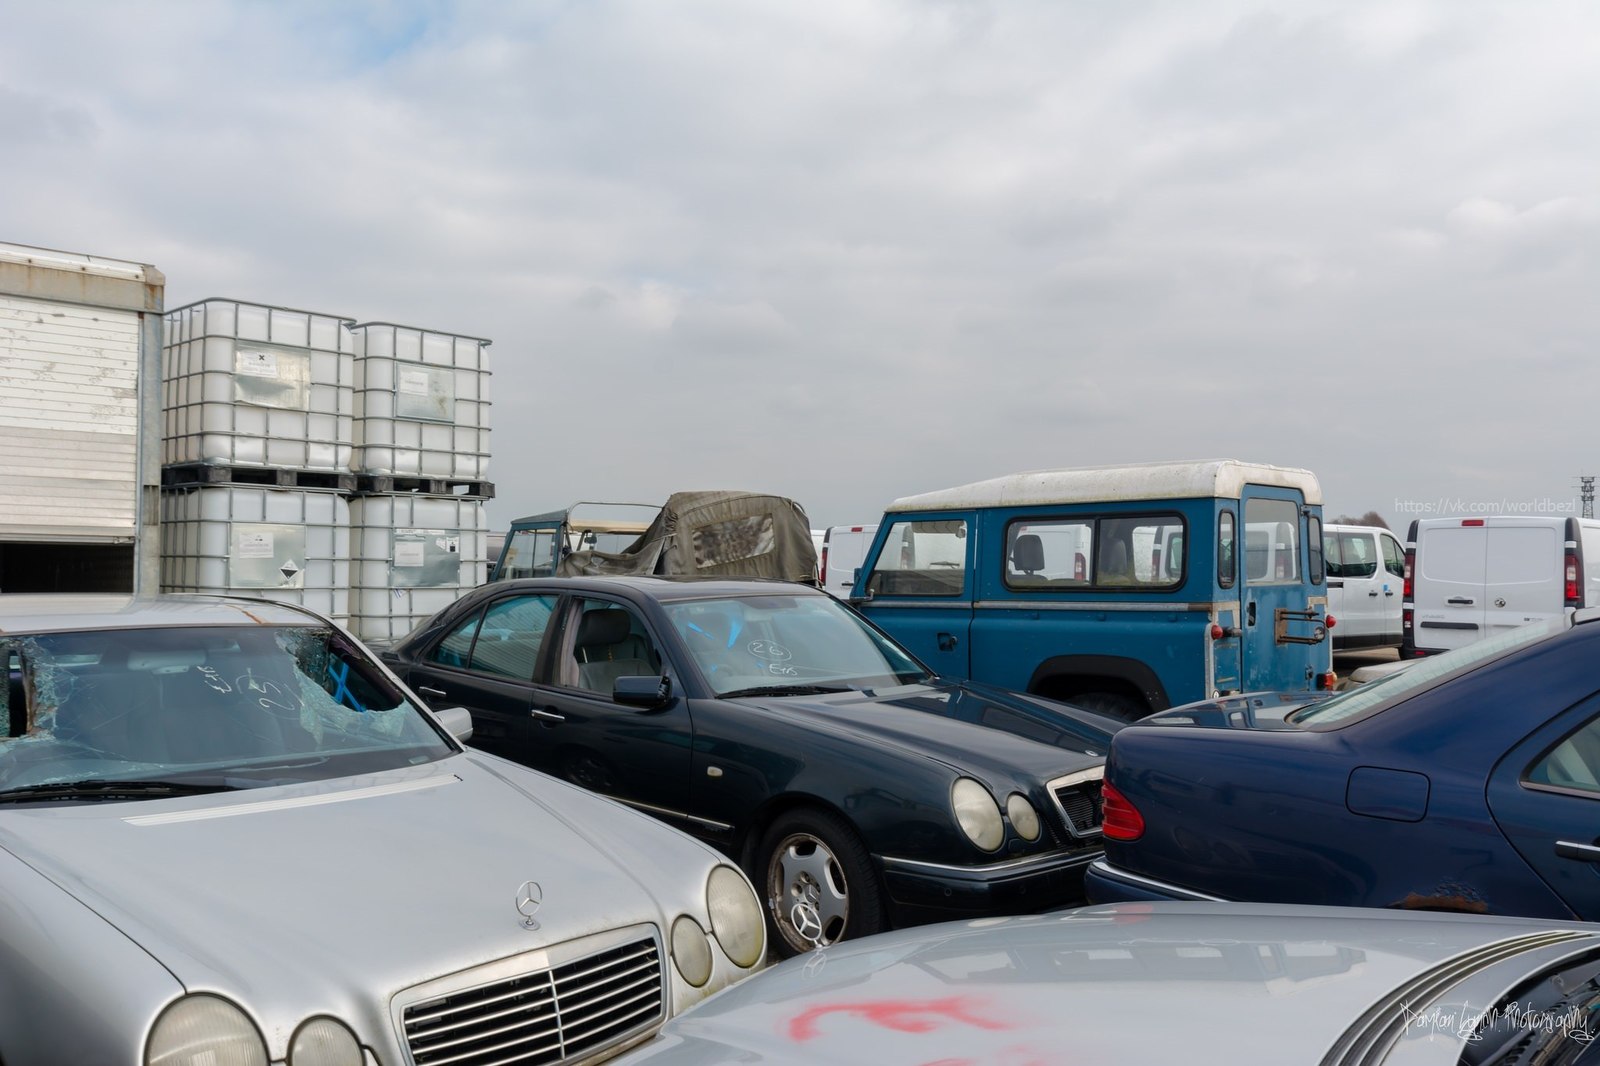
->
[163,299,356,471]
[159,485,350,622]
[348,494,488,642]
[348,323,491,481]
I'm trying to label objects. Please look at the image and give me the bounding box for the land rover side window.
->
[1245,499,1301,584]
[1219,511,1236,589]
[1005,520,1092,588]
[865,519,968,597]
[1096,515,1185,588]
[501,528,557,579]
[1308,517,1323,585]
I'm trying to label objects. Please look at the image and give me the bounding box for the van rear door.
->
[1483,521,1563,639]
[1413,522,1488,652]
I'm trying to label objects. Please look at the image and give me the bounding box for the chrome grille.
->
[403,936,664,1066]
[1048,767,1105,840]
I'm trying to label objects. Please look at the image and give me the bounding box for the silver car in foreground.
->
[0,595,765,1065]
[615,902,1600,1065]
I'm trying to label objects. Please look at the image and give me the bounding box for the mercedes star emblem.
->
[791,901,825,946]
[516,880,543,930]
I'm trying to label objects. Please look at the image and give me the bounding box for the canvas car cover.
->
[557,491,818,583]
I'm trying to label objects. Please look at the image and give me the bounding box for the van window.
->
[1328,530,1377,579]
[1245,499,1300,584]
[865,519,968,597]
[1381,534,1404,579]
[1219,511,1236,589]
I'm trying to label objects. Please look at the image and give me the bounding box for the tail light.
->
[1325,614,1337,629]
[819,545,829,586]
[1318,671,1337,691]
[1566,548,1581,607]
[1402,548,1415,600]
[1100,780,1145,842]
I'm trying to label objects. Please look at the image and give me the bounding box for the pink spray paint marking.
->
[787,996,1012,1043]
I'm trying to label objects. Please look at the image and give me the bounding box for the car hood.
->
[614,903,1600,1066]
[0,754,704,1045]
[1136,690,1324,731]
[736,679,1116,780]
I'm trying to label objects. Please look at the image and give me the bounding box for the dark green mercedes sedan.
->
[384,576,1122,957]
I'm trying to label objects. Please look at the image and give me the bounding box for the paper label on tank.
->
[398,369,431,396]
[236,349,280,378]
[237,531,274,558]
[435,536,460,554]
[393,541,426,568]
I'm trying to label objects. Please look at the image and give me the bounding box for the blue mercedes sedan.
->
[1086,607,1600,919]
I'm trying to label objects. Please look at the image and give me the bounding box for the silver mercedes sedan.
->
[614,902,1600,1065]
[0,595,765,1065]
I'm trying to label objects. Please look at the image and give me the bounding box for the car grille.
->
[402,935,664,1066]
[1047,768,1105,841]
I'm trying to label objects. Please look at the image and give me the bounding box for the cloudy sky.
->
[3,0,1596,532]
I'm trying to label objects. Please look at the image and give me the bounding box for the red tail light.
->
[1318,671,1337,691]
[1402,549,1415,599]
[1100,780,1145,841]
[1462,519,1485,526]
[1566,549,1581,607]
[819,546,829,586]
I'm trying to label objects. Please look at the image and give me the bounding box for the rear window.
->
[1291,619,1562,728]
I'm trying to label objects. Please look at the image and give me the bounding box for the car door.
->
[855,515,975,678]
[1485,523,1564,640]
[1487,697,1600,921]
[395,592,561,758]
[1379,531,1405,644]
[526,595,697,834]
[1329,529,1381,644]
[1413,523,1488,652]
[1240,488,1324,691]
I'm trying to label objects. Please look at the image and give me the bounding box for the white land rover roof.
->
[887,459,1323,513]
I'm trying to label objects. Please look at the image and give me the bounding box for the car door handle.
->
[937,632,958,651]
[1368,591,1380,597]
[417,685,448,699]
[1447,597,1475,606]
[1556,840,1600,863]
[530,707,567,722]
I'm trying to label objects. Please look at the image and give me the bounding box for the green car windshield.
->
[662,594,929,696]
[0,625,455,793]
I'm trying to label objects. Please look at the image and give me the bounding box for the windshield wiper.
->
[0,779,242,804]
[717,684,855,699]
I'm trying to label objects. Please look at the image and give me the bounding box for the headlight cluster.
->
[147,996,363,1066]
[672,865,766,986]
[953,778,1043,851]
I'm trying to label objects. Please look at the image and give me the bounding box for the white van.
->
[1324,524,1405,650]
[1403,515,1600,655]
[819,524,878,598]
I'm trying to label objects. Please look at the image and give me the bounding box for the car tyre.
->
[754,808,884,958]
[1071,691,1146,721]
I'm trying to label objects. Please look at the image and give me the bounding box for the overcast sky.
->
[4,1,1596,532]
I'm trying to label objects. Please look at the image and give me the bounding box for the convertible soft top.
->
[557,490,818,584]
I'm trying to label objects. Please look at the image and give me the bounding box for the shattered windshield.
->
[662,593,929,696]
[0,625,455,795]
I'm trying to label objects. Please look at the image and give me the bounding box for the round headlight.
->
[672,915,714,988]
[1006,793,1042,841]
[289,1017,362,1066]
[952,778,1004,852]
[147,995,268,1066]
[706,864,765,968]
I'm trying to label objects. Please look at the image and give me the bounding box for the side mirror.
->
[614,674,672,708]
[435,705,475,743]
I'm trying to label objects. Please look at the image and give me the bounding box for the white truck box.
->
[0,242,163,593]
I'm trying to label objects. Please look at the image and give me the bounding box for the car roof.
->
[488,575,830,603]
[887,458,1323,512]
[0,594,327,634]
